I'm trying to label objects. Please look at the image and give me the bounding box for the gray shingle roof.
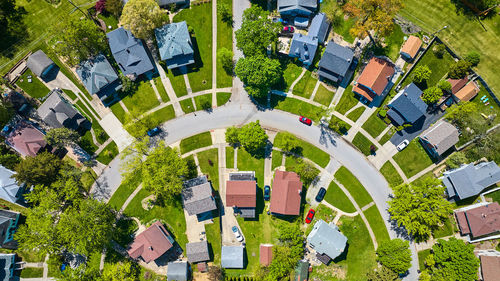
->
[76,54,119,95]
[107,28,154,78]
[26,50,54,77]
[37,89,89,130]
[186,241,210,263]
[0,253,15,281]
[289,33,318,66]
[443,161,500,200]
[221,246,244,268]
[419,120,459,156]
[155,22,195,69]
[308,13,329,44]
[387,83,427,125]
[318,41,354,83]
[182,178,217,216]
[278,0,317,17]
[307,220,347,260]
[123,0,188,6]
[0,165,22,204]
[167,261,188,281]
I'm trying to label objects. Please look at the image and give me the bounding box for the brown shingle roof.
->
[480,255,500,281]
[127,221,174,263]
[400,36,422,59]
[260,244,273,266]
[454,81,479,102]
[447,77,468,94]
[455,210,470,234]
[226,180,256,208]
[353,58,395,102]
[463,202,500,238]
[5,121,48,157]
[270,171,302,216]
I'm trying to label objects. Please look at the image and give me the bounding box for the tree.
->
[235,6,281,57]
[446,102,487,140]
[432,43,445,58]
[0,144,20,170]
[279,132,300,154]
[366,265,399,281]
[237,121,268,155]
[343,0,403,43]
[294,159,318,186]
[448,60,471,79]
[328,117,350,135]
[119,0,167,39]
[387,178,453,241]
[99,261,138,281]
[14,152,63,186]
[225,126,240,146]
[106,0,124,18]
[45,128,80,149]
[376,239,412,274]
[437,80,452,92]
[322,0,344,28]
[95,0,106,13]
[445,152,468,169]
[465,51,480,66]
[217,47,234,75]
[235,55,282,98]
[268,223,304,280]
[217,3,232,24]
[422,86,442,104]
[53,18,107,65]
[119,73,138,94]
[0,102,13,128]
[412,65,432,84]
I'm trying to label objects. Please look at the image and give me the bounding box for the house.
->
[26,50,55,79]
[123,0,188,7]
[400,36,422,61]
[0,253,16,281]
[353,57,395,103]
[221,246,244,269]
[5,121,50,157]
[0,165,24,204]
[259,244,273,266]
[127,221,175,263]
[107,27,154,80]
[166,261,189,281]
[277,0,317,17]
[419,120,459,158]
[317,41,354,84]
[288,33,318,66]
[155,22,195,69]
[480,255,500,281]
[447,77,468,95]
[37,89,90,132]
[0,210,20,249]
[181,176,217,220]
[308,13,329,44]
[186,241,210,263]
[442,161,500,201]
[270,170,302,216]
[226,172,257,218]
[294,261,309,281]
[307,220,347,263]
[453,81,480,102]
[386,83,428,126]
[455,202,500,241]
[76,54,120,100]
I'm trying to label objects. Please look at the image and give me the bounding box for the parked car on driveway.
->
[232,226,244,242]
[299,116,312,126]
[264,185,270,201]
[397,139,409,151]
[147,127,160,137]
[305,209,315,224]
[315,187,326,202]
[282,26,294,34]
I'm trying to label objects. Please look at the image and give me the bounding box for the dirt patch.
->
[141,195,156,210]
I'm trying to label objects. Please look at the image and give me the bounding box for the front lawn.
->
[132,105,176,136]
[194,93,213,110]
[432,215,456,238]
[16,69,50,99]
[363,205,390,243]
[380,161,404,187]
[271,150,284,170]
[164,66,188,97]
[197,148,220,189]
[393,140,434,178]
[153,76,169,102]
[216,0,233,88]
[96,141,119,165]
[180,98,195,113]
[292,70,317,98]
[270,95,325,122]
[313,84,336,106]
[273,132,330,168]
[362,112,388,138]
[62,89,77,101]
[335,85,360,115]
[78,129,98,155]
[335,167,373,207]
[121,80,160,114]
[108,173,142,210]
[20,267,44,278]
[418,249,432,271]
[324,180,356,213]
[379,127,395,144]
[225,146,234,169]
[280,60,304,92]
[110,102,127,123]
[217,92,231,106]
[346,106,366,122]
[180,131,213,154]
[352,132,376,156]
[237,148,265,188]
[371,24,406,61]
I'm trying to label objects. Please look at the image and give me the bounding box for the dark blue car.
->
[315,187,326,202]
[147,127,160,137]
[264,185,270,201]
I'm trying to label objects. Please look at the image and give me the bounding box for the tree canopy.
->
[422,86,443,104]
[412,65,432,84]
[266,223,304,280]
[14,152,63,186]
[120,0,168,39]
[376,239,412,274]
[366,265,399,281]
[237,121,269,155]
[105,0,124,18]
[235,55,282,98]
[448,60,471,79]
[45,128,80,149]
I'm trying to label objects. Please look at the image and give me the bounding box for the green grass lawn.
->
[335,85,360,115]
[16,69,50,99]
[110,102,127,123]
[470,86,500,124]
[346,106,366,122]
[62,89,77,101]
[335,166,373,207]
[363,205,390,243]
[379,127,395,145]
[393,140,434,178]
[174,3,212,92]
[273,132,330,167]
[305,204,336,235]
[78,129,99,155]
[400,0,500,95]
[380,161,404,188]
[371,24,406,61]
[320,1,356,44]
[98,13,119,30]
[285,155,320,187]
[135,105,176,133]
[324,180,356,213]
[271,150,284,170]
[352,132,376,156]
[75,99,99,124]
[217,92,231,106]
[237,148,265,188]
[225,146,234,168]
[197,148,219,189]
[194,94,213,110]
[271,95,325,122]
[418,249,432,271]
[108,173,142,211]
[180,132,212,154]
[164,66,188,97]
[205,217,222,264]
[216,0,233,88]
[96,141,119,165]
[432,215,456,238]
[20,267,44,278]
[153,76,169,102]
[280,60,304,92]
[292,70,317,98]
[122,80,160,114]
[180,98,195,113]
[313,84,335,106]
[362,112,388,138]
[486,190,500,205]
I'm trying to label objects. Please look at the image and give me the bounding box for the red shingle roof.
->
[480,255,500,281]
[127,221,174,263]
[400,36,422,59]
[456,203,500,239]
[447,77,468,94]
[6,121,47,157]
[353,58,395,102]
[260,244,273,266]
[270,171,302,216]
[226,180,256,208]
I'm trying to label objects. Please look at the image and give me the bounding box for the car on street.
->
[147,127,160,137]
[264,185,270,201]
[232,226,244,242]
[282,26,294,34]
[305,209,315,224]
[397,139,409,151]
[315,187,326,202]
[299,116,312,126]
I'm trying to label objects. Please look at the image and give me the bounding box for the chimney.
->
[149,246,153,251]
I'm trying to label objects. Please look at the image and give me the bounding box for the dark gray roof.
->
[221,246,244,268]
[387,83,427,124]
[318,41,354,82]
[76,54,119,95]
[278,0,317,16]
[107,28,154,78]
[308,13,329,44]
[307,220,347,260]
[37,89,89,130]
[0,253,15,281]
[289,33,318,66]
[386,108,405,126]
[182,178,217,216]
[443,162,500,200]
[155,22,195,69]
[419,120,459,156]
[0,165,22,204]
[167,261,188,281]
[26,50,54,77]
[186,241,210,263]
[123,0,187,6]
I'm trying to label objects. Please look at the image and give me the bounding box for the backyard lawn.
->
[363,205,390,243]
[313,84,335,106]
[380,161,404,187]
[197,148,220,189]
[20,267,44,278]
[108,173,142,211]
[335,167,373,207]
[216,0,233,88]
[217,92,231,106]
[292,70,317,98]
[237,148,265,188]
[204,217,222,264]
[352,132,376,156]
[393,140,434,178]
[270,95,325,122]
[335,85,359,115]
[372,24,406,61]
[486,190,500,205]
[180,131,212,154]
[96,141,119,165]
[432,215,456,238]
[122,80,160,114]
[324,180,356,213]
[273,132,330,167]
[16,69,50,99]
[362,112,388,138]
[346,106,366,122]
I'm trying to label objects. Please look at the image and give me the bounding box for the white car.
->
[232,226,244,242]
[397,139,409,151]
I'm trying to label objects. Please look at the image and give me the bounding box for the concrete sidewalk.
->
[98,112,134,152]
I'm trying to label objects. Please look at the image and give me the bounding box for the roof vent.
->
[149,246,153,251]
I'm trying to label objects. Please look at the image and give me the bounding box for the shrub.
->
[217,48,234,75]
[422,86,443,104]
[437,80,452,92]
[446,152,468,169]
[465,51,480,66]
[328,117,350,135]
[448,60,471,79]
[378,109,387,118]
[412,65,432,84]
[433,43,445,58]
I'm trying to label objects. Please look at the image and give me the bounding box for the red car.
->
[282,26,295,33]
[305,209,315,224]
[299,116,312,126]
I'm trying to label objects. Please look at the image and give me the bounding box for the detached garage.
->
[26,50,55,79]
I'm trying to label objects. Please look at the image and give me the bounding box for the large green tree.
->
[98,261,139,281]
[14,152,63,186]
[119,0,167,39]
[237,121,269,155]
[387,178,452,241]
[376,239,412,274]
[267,223,304,280]
[412,65,432,84]
[422,86,443,104]
[105,0,124,18]
[279,132,300,154]
[235,55,282,98]
[45,128,80,149]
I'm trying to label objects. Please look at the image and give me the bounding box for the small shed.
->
[167,261,189,281]
[400,36,422,60]
[27,50,55,78]
[186,241,210,263]
[259,244,273,266]
[221,246,244,269]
